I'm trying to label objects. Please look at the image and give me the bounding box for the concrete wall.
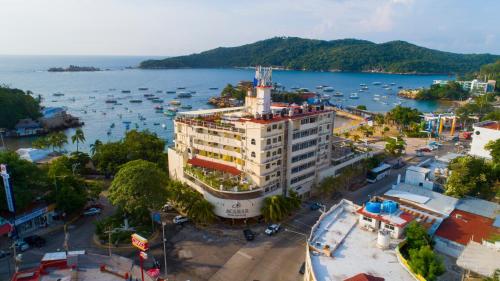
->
[469,125,500,159]
[433,236,465,258]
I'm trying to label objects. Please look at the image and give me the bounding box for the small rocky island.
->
[48,65,101,72]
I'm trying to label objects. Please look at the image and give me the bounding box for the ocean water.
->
[0,55,450,152]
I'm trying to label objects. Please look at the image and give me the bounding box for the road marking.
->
[237,250,253,260]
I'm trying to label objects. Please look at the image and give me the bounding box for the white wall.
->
[469,125,500,159]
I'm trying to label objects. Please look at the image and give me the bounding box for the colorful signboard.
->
[131,233,149,251]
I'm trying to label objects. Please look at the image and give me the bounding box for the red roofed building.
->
[435,209,499,246]
[357,201,414,239]
[344,273,385,281]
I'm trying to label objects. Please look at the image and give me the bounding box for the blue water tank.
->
[381,201,399,214]
[365,202,382,214]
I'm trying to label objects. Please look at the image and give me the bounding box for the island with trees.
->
[48,65,101,72]
[140,37,498,74]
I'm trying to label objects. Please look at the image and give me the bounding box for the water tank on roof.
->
[365,202,381,214]
[381,201,398,214]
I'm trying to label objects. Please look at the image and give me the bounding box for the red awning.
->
[0,223,13,236]
[188,158,241,176]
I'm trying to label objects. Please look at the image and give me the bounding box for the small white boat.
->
[323,87,334,92]
[333,92,344,97]
[177,92,192,98]
[349,93,359,99]
[169,100,181,106]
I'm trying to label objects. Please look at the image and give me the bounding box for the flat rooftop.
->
[308,200,413,281]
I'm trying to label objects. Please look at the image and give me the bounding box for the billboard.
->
[131,233,149,251]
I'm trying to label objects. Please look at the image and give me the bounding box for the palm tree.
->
[47,132,68,152]
[286,191,301,210]
[71,128,85,152]
[89,139,102,156]
[187,199,215,225]
[261,195,288,222]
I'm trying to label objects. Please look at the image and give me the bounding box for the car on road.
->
[309,202,323,211]
[23,235,46,247]
[162,203,174,212]
[0,250,10,259]
[243,229,255,241]
[264,224,281,236]
[83,207,101,216]
[420,147,431,153]
[172,215,189,225]
[14,240,29,252]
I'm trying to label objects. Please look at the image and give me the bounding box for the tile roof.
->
[187,157,241,176]
[434,209,499,245]
[344,273,385,281]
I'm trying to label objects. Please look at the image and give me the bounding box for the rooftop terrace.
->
[308,200,413,281]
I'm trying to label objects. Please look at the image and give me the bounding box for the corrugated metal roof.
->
[456,197,500,219]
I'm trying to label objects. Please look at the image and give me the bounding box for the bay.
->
[0,55,450,152]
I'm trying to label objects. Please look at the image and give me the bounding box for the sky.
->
[0,0,498,56]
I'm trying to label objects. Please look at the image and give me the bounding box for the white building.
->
[432,79,496,93]
[304,199,414,281]
[168,67,338,219]
[469,120,500,159]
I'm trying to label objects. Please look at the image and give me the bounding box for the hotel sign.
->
[131,233,149,251]
[225,201,250,218]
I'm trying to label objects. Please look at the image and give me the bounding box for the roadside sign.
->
[139,251,148,260]
[131,233,149,251]
[152,212,161,223]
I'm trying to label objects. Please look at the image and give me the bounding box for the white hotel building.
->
[168,67,338,219]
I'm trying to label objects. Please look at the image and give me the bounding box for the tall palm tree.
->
[261,195,288,222]
[71,128,86,152]
[90,139,102,156]
[187,199,215,225]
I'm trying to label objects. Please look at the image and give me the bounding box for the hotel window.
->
[266,175,270,181]
[251,152,256,158]
[266,164,270,169]
[267,127,271,132]
[273,138,277,143]
[266,151,271,157]
[276,171,280,177]
[251,139,256,145]
[277,148,282,154]
[272,124,277,129]
[277,160,281,165]
[278,124,282,129]
[267,139,271,145]
[278,136,282,142]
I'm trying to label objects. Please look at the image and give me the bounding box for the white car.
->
[83,208,101,216]
[14,240,29,252]
[265,224,281,235]
[173,215,189,225]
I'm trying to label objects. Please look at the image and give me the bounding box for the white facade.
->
[469,121,500,159]
[404,165,434,190]
[168,67,337,219]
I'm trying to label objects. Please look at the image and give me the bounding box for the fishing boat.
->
[154,105,164,110]
[372,82,381,85]
[161,124,167,129]
[362,86,369,90]
[164,110,177,117]
[373,97,380,101]
[316,85,324,89]
[209,87,218,90]
[144,93,155,97]
[390,83,396,86]
[397,86,403,89]
[180,105,193,109]
[169,100,181,106]
[151,99,164,103]
[320,94,331,101]
[105,99,117,104]
[333,92,344,97]
[189,90,196,94]
[177,87,186,90]
[121,90,131,93]
[290,86,299,90]
[129,99,143,103]
[323,87,334,92]
[156,90,163,93]
[110,123,115,128]
[53,92,64,97]
[349,93,359,99]
[138,87,148,91]
[177,92,192,98]
[359,83,367,87]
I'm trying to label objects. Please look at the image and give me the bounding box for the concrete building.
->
[304,199,414,281]
[11,251,156,281]
[469,120,500,159]
[168,67,337,219]
[457,241,500,279]
[432,79,496,93]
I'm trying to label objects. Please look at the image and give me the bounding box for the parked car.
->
[420,147,431,153]
[264,224,281,236]
[83,207,101,216]
[162,203,173,212]
[14,240,29,252]
[172,215,189,225]
[0,250,10,259]
[23,235,46,247]
[243,229,255,241]
[309,202,323,211]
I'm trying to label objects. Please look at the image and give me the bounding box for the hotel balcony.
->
[183,158,263,199]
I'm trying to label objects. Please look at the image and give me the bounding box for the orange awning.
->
[188,158,241,176]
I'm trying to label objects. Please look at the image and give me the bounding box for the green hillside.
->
[139,37,499,74]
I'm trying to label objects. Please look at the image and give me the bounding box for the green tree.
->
[318,176,336,196]
[261,195,289,222]
[356,105,367,110]
[32,137,50,149]
[385,137,406,156]
[89,139,102,156]
[71,128,85,152]
[0,151,50,211]
[445,156,496,200]
[482,269,500,281]
[485,139,500,163]
[0,86,41,129]
[408,246,445,281]
[405,221,433,251]
[108,160,169,215]
[47,132,68,152]
[386,106,422,131]
[187,199,216,225]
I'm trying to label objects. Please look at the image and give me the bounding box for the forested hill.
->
[140,37,499,74]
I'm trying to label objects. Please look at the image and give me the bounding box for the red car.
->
[420,147,432,153]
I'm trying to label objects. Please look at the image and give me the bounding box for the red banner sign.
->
[131,233,149,251]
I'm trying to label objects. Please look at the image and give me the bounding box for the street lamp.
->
[162,222,168,278]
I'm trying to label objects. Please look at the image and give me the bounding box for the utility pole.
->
[162,222,168,278]
[108,227,112,256]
